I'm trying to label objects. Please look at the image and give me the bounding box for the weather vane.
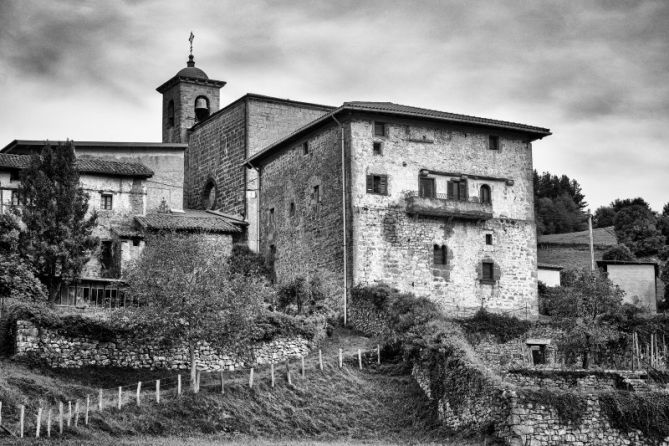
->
[189,32,194,56]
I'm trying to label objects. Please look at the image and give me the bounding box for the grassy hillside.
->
[0,329,484,445]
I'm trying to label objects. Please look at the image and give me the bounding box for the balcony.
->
[405,192,493,220]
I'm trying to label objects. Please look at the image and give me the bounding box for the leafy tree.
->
[602,244,637,261]
[663,203,669,217]
[613,205,665,257]
[533,171,588,235]
[17,142,98,302]
[593,206,616,228]
[122,232,270,389]
[611,197,651,213]
[227,244,272,281]
[0,214,45,301]
[543,269,624,368]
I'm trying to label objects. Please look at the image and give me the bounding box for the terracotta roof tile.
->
[0,153,153,178]
[135,210,242,234]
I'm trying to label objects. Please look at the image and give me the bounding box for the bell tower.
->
[156,38,226,143]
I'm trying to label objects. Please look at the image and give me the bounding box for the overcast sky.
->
[0,0,667,211]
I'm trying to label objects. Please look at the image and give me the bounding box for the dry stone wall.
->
[14,320,309,371]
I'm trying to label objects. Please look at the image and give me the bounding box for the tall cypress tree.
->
[17,141,98,302]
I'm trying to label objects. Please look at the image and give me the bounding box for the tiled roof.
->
[537,226,618,247]
[343,101,551,135]
[537,263,564,270]
[135,210,242,234]
[247,101,551,164]
[2,140,187,153]
[0,153,153,178]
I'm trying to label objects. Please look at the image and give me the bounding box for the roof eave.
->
[156,75,226,93]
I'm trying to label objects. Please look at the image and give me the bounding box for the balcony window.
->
[447,179,468,201]
[419,177,435,198]
[480,184,492,204]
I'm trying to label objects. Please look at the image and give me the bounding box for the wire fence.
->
[0,345,382,439]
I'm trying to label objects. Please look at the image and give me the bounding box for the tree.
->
[613,205,665,257]
[122,232,271,389]
[611,197,651,213]
[0,214,45,301]
[16,142,98,302]
[533,170,588,235]
[543,269,624,368]
[593,206,616,228]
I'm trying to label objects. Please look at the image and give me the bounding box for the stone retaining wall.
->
[14,320,309,371]
[348,299,391,337]
[497,391,669,446]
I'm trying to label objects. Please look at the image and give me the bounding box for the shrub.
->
[251,311,326,344]
[602,244,636,261]
[227,244,272,280]
[599,392,669,442]
[460,309,532,344]
[276,274,338,318]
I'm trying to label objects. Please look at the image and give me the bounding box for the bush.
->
[602,244,636,261]
[251,311,326,344]
[276,274,338,318]
[227,244,272,280]
[599,392,669,442]
[460,309,532,344]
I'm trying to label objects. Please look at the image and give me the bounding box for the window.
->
[481,261,494,282]
[302,141,309,155]
[132,239,140,247]
[269,208,275,225]
[202,180,217,210]
[373,141,383,155]
[480,184,492,204]
[268,244,277,282]
[101,194,113,210]
[10,170,19,182]
[313,185,320,203]
[11,190,21,206]
[167,100,175,128]
[419,177,436,198]
[433,245,447,267]
[447,179,468,201]
[488,135,500,151]
[289,201,295,217]
[374,122,386,137]
[485,234,493,245]
[366,174,388,195]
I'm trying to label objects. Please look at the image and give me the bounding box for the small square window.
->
[485,234,493,245]
[132,239,140,247]
[482,262,494,282]
[489,135,500,151]
[101,194,113,210]
[10,170,19,182]
[373,142,383,155]
[302,141,309,155]
[374,122,386,137]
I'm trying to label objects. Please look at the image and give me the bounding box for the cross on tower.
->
[189,32,194,56]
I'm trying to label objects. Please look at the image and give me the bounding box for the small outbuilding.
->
[537,263,563,287]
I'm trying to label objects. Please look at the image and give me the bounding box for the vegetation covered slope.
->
[0,330,472,445]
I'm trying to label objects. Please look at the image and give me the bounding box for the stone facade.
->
[183,94,333,251]
[258,124,345,284]
[14,320,310,371]
[349,117,538,316]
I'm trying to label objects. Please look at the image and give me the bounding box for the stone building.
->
[245,102,551,317]
[155,55,335,251]
[2,140,187,212]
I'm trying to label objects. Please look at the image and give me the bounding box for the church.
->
[1,48,551,318]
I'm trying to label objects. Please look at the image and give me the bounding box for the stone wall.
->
[14,320,309,371]
[186,100,247,214]
[348,299,391,337]
[497,390,669,446]
[348,116,539,317]
[258,124,345,289]
[475,326,562,371]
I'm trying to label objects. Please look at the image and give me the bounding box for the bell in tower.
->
[156,34,226,143]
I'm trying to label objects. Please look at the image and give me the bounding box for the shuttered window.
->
[447,179,468,201]
[489,135,500,151]
[480,184,492,204]
[374,122,387,137]
[366,174,388,195]
[419,177,435,198]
